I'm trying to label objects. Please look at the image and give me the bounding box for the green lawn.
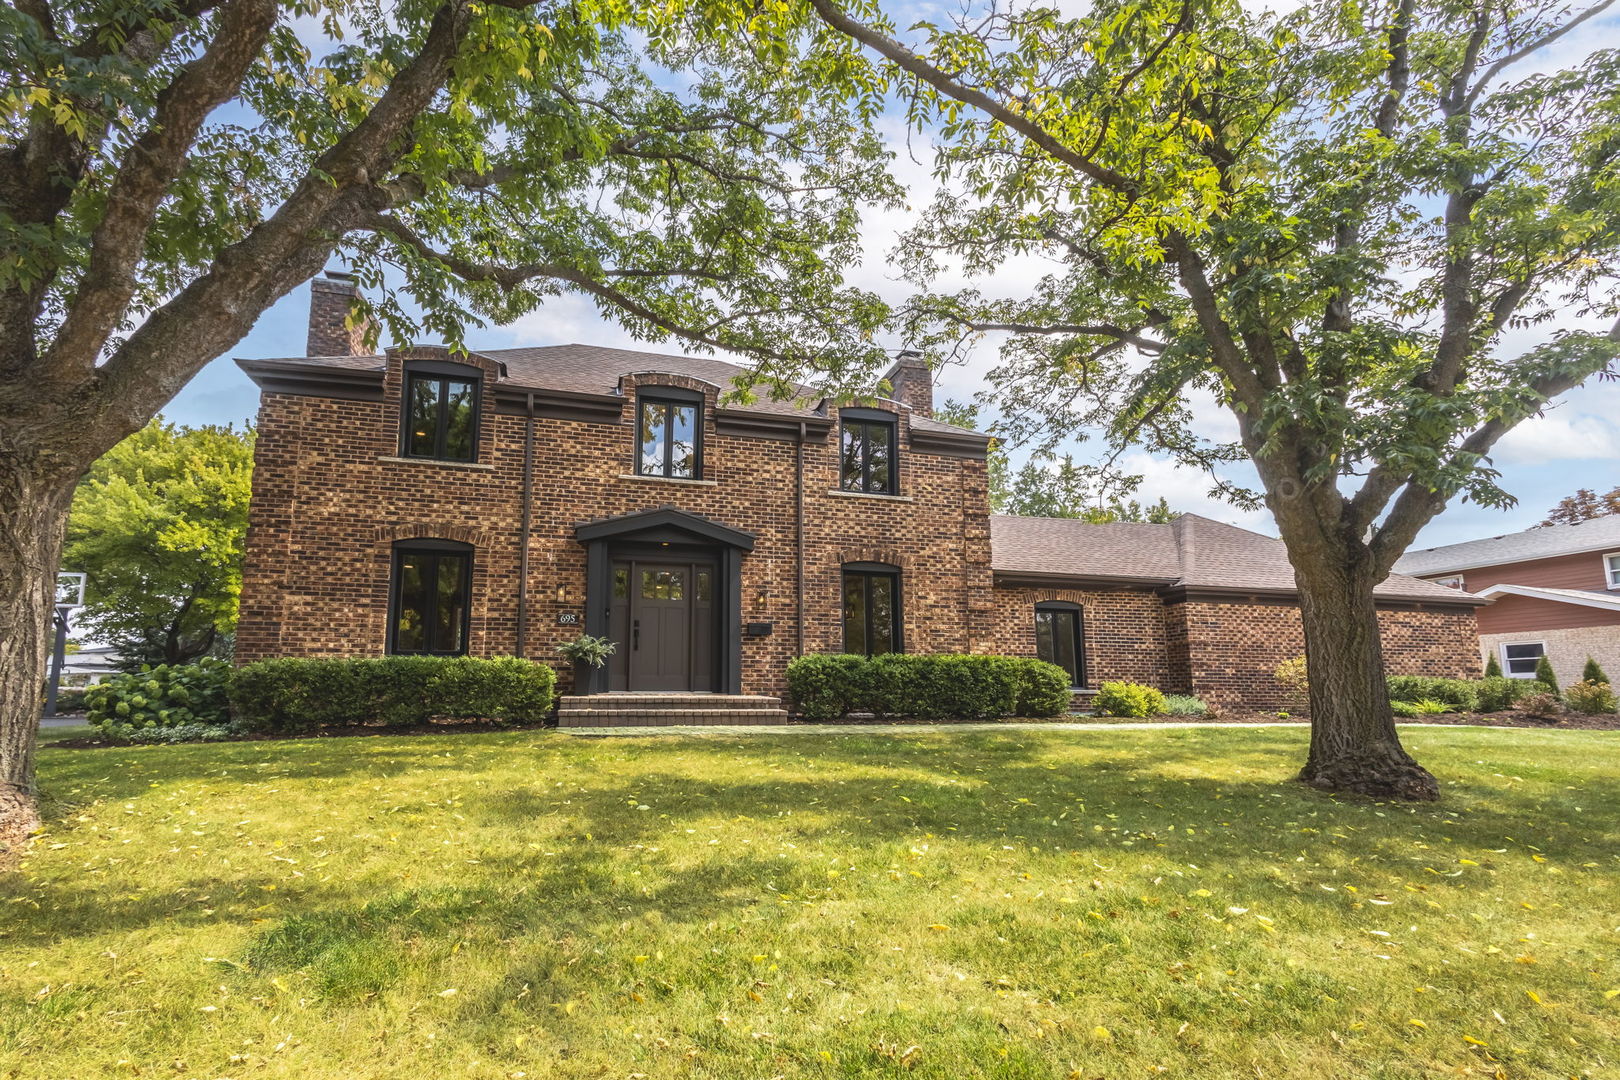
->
[4,727,1617,1079]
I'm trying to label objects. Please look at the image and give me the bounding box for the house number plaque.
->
[556,612,580,626]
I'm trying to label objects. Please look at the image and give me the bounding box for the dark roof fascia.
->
[713,409,834,442]
[236,357,383,402]
[574,504,756,551]
[492,383,624,424]
[909,426,992,459]
[992,569,1178,592]
[1159,583,1488,610]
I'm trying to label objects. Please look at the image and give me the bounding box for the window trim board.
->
[1604,551,1620,590]
[1498,639,1548,680]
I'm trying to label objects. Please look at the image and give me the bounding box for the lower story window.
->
[843,564,901,656]
[1034,603,1084,687]
[391,540,472,655]
[1500,641,1545,679]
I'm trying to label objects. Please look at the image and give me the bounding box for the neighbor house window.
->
[1432,575,1464,590]
[637,391,702,479]
[843,564,901,655]
[402,362,479,462]
[1500,641,1546,679]
[840,409,898,494]
[1034,602,1085,687]
[1605,552,1620,589]
[390,539,472,655]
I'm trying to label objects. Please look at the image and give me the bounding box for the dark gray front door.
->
[609,560,715,691]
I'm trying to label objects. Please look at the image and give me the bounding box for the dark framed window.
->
[843,563,901,656]
[1034,602,1084,687]
[637,390,703,478]
[401,361,480,462]
[389,539,472,655]
[840,408,898,494]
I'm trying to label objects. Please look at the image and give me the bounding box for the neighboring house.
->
[60,644,121,687]
[233,274,1482,720]
[1394,515,1620,687]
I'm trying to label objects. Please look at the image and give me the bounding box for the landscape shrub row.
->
[84,656,556,740]
[787,654,1072,720]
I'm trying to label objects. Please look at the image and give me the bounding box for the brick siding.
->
[237,348,991,698]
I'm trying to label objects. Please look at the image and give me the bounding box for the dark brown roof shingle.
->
[991,514,1480,604]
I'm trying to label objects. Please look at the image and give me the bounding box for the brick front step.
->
[557,693,788,728]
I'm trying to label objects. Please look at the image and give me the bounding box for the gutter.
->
[516,392,535,658]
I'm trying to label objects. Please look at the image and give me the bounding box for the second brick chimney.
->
[306,270,373,356]
[881,350,933,418]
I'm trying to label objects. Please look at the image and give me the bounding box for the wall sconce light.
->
[556,584,567,603]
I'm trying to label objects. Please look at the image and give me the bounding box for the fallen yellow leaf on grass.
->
[1408,1019,1427,1029]
[1091,1026,1112,1041]
[1463,1036,1488,1046]
[927,924,950,931]
[1526,990,1547,1006]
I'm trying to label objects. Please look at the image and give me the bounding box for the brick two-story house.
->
[233,274,1482,720]
[1396,515,1620,687]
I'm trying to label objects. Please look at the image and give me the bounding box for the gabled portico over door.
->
[574,506,754,695]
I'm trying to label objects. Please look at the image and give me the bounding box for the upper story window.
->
[402,361,480,462]
[840,408,898,494]
[1432,575,1464,590]
[390,539,472,655]
[1605,552,1620,589]
[637,390,702,479]
[843,563,901,656]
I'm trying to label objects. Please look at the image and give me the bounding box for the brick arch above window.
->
[835,546,910,569]
[375,522,493,548]
[618,371,722,399]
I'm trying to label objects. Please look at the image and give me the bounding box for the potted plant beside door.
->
[558,633,617,693]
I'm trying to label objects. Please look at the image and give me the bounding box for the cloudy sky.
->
[159,4,1619,552]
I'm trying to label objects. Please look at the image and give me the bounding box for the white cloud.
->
[1495,408,1620,465]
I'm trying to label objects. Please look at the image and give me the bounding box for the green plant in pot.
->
[558,634,617,685]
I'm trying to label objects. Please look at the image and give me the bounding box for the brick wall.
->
[983,584,1182,690]
[236,349,991,698]
[1173,598,1480,710]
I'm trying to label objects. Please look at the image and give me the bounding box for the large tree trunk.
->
[1292,550,1439,801]
[0,449,76,859]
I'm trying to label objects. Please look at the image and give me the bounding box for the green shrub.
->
[1092,681,1167,718]
[51,687,88,714]
[228,656,556,732]
[1563,679,1617,715]
[784,654,1070,720]
[1273,656,1309,709]
[1385,675,1479,711]
[1010,658,1074,717]
[1483,653,1502,678]
[83,658,232,733]
[95,721,238,745]
[1475,676,1522,712]
[1391,698,1453,718]
[1534,655,1559,695]
[1160,694,1208,716]
[785,654,870,720]
[1582,656,1609,685]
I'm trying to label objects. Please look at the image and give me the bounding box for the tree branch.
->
[1465,0,1620,108]
[45,0,278,380]
[805,0,1137,193]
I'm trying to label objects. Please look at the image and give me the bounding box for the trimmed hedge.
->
[229,656,556,732]
[1387,674,1551,713]
[786,654,1071,721]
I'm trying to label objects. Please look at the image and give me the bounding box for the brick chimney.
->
[882,350,933,418]
[306,270,372,356]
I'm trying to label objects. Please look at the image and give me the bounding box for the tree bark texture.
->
[1292,548,1440,802]
[0,449,74,859]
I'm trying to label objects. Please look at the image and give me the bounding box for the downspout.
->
[516,392,535,659]
[796,420,807,658]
